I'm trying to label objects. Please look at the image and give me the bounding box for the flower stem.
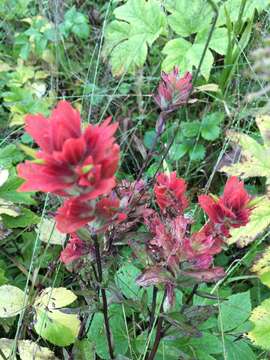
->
[148,286,158,333]
[93,235,114,359]
[147,316,164,360]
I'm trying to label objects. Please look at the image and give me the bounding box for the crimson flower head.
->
[60,234,85,264]
[154,67,192,112]
[56,193,126,234]
[199,177,252,236]
[154,172,188,215]
[17,101,119,200]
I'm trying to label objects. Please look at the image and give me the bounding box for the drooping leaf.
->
[218,291,251,332]
[251,246,270,287]
[227,196,270,247]
[248,298,270,350]
[33,287,80,346]
[103,0,166,76]
[0,285,25,318]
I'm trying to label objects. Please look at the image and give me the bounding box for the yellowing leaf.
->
[195,84,220,93]
[0,198,20,217]
[0,169,9,187]
[221,130,270,179]
[227,197,270,247]
[37,218,66,246]
[33,287,80,346]
[0,285,25,318]
[34,287,77,310]
[251,246,270,287]
[248,298,270,351]
[0,338,59,359]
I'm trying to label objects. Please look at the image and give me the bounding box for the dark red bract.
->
[60,234,85,264]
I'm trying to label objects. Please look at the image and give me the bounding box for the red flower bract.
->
[60,234,85,264]
[154,172,188,215]
[199,176,251,234]
[17,101,120,200]
[154,67,192,112]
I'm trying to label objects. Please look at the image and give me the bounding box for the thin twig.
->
[148,286,158,334]
[93,235,114,360]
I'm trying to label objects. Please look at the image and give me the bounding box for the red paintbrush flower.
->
[56,198,95,233]
[154,172,188,215]
[154,67,192,112]
[17,101,120,200]
[60,234,85,264]
[199,177,251,235]
[56,194,126,234]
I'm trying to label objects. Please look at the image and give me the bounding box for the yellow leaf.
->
[34,287,77,310]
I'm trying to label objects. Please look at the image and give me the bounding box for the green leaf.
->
[162,39,214,80]
[251,245,270,287]
[181,121,201,138]
[248,298,270,350]
[33,287,80,346]
[144,130,156,149]
[217,0,270,26]
[164,0,213,37]
[115,263,142,300]
[189,331,223,354]
[201,112,223,141]
[103,0,166,76]
[0,144,24,168]
[63,7,90,39]
[72,339,95,360]
[88,307,128,358]
[189,143,206,161]
[2,208,40,228]
[0,285,25,318]
[195,27,229,56]
[227,196,270,247]
[223,335,256,360]
[0,173,36,205]
[218,291,251,332]
[168,143,189,161]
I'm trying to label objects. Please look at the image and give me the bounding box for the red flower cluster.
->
[154,67,192,112]
[17,101,125,264]
[199,177,252,237]
[18,101,119,200]
[154,172,188,215]
[137,172,253,307]
[60,234,85,264]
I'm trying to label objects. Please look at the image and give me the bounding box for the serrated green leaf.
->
[227,196,270,247]
[164,0,213,37]
[169,143,189,161]
[0,285,25,318]
[181,121,201,138]
[103,0,166,76]
[248,298,270,350]
[201,112,223,141]
[195,27,229,55]
[189,144,206,161]
[162,39,214,80]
